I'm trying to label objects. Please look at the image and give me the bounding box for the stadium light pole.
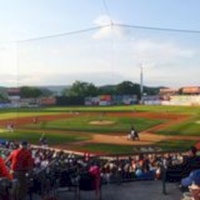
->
[140,64,144,99]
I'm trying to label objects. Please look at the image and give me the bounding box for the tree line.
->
[61,80,161,98]
[0,81,162,102]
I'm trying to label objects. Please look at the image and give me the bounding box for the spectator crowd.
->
[0,139,198,200]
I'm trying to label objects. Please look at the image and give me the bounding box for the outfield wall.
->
[85,95,138,106]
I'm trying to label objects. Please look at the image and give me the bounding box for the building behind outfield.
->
[142,86,200,106]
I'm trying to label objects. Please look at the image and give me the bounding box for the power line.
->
[115,23,200,34]
[16,23,200,44]
[2,23,200,45]
[15,25,110,43]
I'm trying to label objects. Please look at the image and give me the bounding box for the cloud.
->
[0,72,49,86]
[110,38,197,87]
[93,15,111,26]
[3,71,125,87]
[1,30,197,88]
[131,39,195,66]
[0,74,19,87]
[92,15,126,40]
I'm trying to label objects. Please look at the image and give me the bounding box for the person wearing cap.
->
[5,141,34,200]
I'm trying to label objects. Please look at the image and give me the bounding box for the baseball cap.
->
[181,170,200,187]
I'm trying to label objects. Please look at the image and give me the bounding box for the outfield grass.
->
[0,105,199,120]
[0,105,199,154]
[0,112,62,120]
[155,140,197,151]
[73,143,134,154]
[25,115,164,133]
[43,105,200,114]
[0,130,90,145]
[71,140,197,154]
[155,115,200,136]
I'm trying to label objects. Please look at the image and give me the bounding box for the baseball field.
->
[0,105,200,155]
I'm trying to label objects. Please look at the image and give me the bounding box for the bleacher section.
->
[0,141,194,200]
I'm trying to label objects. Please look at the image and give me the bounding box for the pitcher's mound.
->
[89,120,115,125]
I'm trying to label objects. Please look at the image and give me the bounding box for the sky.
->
[0,0,200,88]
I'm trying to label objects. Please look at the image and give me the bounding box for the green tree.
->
[98,85,117,95]
[20,86,43,98]
[143,86,160,95]
[40,88,53,97]
[85,83,98,96]
[116,81,140,96]
[0,93,8,102]
[67,81,98,97]
[61,87,70,96]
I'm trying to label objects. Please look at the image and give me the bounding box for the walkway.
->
[57,180,182,200]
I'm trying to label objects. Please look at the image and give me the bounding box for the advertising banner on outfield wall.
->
[85,95,137,106]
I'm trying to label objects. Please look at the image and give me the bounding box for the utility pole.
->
[140,65,143,99]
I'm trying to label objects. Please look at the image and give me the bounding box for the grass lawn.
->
[0,105,199,154]
[0,130,90,145]
[24,115,164,134]
[72,143,134,154]
[43,105,200,114]
[0,105,198,121]
[155,115,200,136]
[0,112,62,120]
[155,140,197,151]
[70,139,197,154]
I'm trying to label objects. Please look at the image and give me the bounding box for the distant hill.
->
[99,84,163,96]
[0,87,8,96]
[0,83,165,97]
[98,85,117,95]
[143,85,165,95]
[0,87,7,93]
[38,85,71,96]
[40,84,164,96]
